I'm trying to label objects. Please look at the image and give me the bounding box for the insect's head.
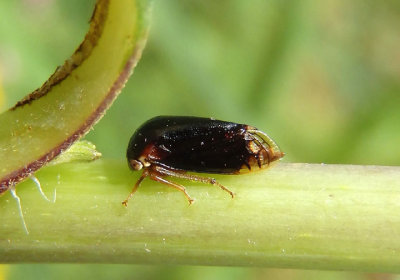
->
[129,159,144,171]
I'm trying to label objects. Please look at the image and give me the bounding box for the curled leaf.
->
[0,0,151,193]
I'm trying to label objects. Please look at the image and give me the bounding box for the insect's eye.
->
[129,159,143,171]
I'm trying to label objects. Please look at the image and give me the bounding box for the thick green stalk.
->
[0,162,399,272]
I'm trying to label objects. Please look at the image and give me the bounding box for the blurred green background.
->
[0,0,399,279]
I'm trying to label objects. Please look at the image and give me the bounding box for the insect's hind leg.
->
[154,166,235,199]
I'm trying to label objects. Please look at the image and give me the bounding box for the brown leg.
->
[154,166,235,199]
[149,172,195,205]
[122,169,149,207]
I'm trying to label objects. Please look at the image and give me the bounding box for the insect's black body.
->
[127,116,250,174]
[123,116,284,206]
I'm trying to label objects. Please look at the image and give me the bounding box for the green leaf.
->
[48,140,101,166]
[0,0,151,193]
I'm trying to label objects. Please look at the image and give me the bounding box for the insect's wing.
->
[154,125,249,174]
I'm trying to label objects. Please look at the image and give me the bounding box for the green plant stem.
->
[0,162,399,272]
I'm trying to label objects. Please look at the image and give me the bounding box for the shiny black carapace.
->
[123,116,284,206]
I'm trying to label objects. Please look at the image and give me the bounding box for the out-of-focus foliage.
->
[0,65,4,110]
[6,265,397,280]
[2,1,400,167]
[1,0,399,279]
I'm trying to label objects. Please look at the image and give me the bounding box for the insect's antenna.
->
[30,175,56,203]
[10,185,29,235]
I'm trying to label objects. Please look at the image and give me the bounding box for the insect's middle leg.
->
[154,166,235,198]
[148,172,194,205]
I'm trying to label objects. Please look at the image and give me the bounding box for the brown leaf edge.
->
[12,0,108,109]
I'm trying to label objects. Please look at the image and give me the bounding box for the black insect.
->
[123,116,284,206]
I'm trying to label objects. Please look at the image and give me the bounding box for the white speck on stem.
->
[59,102,65,111]
[30,175,56,203]
[144,243,151,253]
[10,185,29,234]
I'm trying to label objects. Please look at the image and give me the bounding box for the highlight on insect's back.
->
[123,116,285,206]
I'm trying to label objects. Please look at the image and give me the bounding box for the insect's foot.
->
[122,200,129,207]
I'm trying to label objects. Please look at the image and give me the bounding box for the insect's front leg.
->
[122,168,150,207]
